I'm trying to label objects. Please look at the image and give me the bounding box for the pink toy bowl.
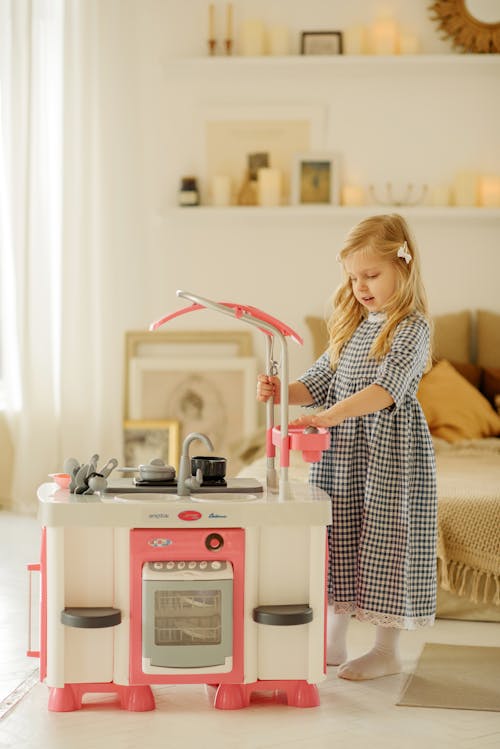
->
[48,473,71,489]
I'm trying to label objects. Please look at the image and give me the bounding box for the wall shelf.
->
[165,206,500,219]
[165,53,500,72]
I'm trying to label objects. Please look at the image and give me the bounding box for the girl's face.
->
[344,249,399,312]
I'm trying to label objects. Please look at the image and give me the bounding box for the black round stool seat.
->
[252,604,313,626]
[61,607,122,628]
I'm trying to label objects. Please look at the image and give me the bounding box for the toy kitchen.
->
[31,292,332,712]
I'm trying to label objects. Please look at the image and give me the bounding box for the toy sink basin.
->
[112,493,180,503]
[191,493,259,503]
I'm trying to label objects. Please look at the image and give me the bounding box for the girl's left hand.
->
[289,406,345,429]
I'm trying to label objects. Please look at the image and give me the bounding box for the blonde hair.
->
[328,213,432,370]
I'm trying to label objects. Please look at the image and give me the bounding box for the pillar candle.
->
[479,175,500,207]
[240,20,265,56]
[453,171,479,206]
[226,3,233,39]
[343,25,368,55]
[341,185,365,206]
[370,17,398,55]
[211,175,232,206]
[208,3,215,38]
[268,25,290,56]
[428,184,451,206]
[399,30,420,54]
[257,168,282,206]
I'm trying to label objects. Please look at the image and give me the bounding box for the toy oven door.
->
[141,562,233,672]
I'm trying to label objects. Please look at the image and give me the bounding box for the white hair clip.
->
[397,241,412,264]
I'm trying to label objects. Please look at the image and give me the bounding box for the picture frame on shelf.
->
[201,104,326,205]
[123,419,180,470]
[124,330,254,419]
[301,31,343,55]
[291,152,340,205]
[128,357,258,462]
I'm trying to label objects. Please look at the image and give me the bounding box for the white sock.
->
[326,609,349,666]
[337,625,402,681]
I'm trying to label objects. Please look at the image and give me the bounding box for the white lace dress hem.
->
[330,600,435,629]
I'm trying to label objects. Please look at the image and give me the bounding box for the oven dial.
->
[166,561,175,569]
[205,532,224,551]
[177,561,186,569]
[154,562,163,570]
[199,561,208,569]
[211,561,222,570]
[188,561,197,569]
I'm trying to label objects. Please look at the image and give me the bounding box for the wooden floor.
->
[1,511,499,749]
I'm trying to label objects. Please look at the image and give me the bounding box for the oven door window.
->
[143,579,233,669]
[154,588,222,646]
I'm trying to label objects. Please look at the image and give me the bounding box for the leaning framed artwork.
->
[301,31,343,55]
[201,105,326,205]
[123,419,180,469]
[128,357,258,461]
[123,330,254,420]
[291,152,340,205]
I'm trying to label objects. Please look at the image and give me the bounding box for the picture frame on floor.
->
[128,357,258,462]
[123,330,254,420]
[123,419,181,469]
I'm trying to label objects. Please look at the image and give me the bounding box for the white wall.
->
[9,0,498,507]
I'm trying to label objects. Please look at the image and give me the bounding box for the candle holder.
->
[369,182,428,207]
[224,38,233,56]
[208,38,217,56]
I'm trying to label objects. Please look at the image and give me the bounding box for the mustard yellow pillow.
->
[305,316,329,359]
[417,359,500,442]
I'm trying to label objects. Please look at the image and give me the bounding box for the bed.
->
[236,309,500,622]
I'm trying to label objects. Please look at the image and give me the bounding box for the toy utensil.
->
[100,458,118,478]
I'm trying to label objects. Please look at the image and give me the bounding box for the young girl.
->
[257,213,437,681]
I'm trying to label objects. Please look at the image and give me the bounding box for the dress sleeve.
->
[297,351,335,408]
[374,315,430,410]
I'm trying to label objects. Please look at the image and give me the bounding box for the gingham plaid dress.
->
[298,311,437,629]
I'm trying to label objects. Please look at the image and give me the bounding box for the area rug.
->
[397,643,500,711]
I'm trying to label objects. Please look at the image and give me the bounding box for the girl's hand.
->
[289,405,345,429]
[256,374,281,403]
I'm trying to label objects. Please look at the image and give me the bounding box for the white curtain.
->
[0,0,105,513]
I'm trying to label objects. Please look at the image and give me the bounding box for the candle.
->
[211,175,232,206]
[479,175,500,207]
[453,171,479,206]
[370,16,398,55]
[268,25,290,56]
[240,20,265,56]
[428,184,451,206]
[257,168,282,206]
[343,25,368,55]
[341,185,365,206]
[208,3,215,39]
[226,3,233,39]
[399,29,420,54]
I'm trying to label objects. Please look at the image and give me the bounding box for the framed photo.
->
[123,419,180,469]
[301,31,343,55]
[201,105,326,204]
[128,357,258,462]
[291,152,340,205]
[124,330,254,419]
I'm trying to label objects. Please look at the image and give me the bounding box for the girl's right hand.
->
[256,374,281,403]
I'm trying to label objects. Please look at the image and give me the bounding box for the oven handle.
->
[26,564,40,658]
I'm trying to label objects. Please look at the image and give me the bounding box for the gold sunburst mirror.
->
[429,0,500,52]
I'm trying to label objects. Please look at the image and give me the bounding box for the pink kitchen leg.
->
[47,683,155,712]
[119,685,155,711]
[286,681,320,708]
[214,684,249,710]
[48,685,79,712]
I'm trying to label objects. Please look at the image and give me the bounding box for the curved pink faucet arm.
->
[150,297,303,345]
